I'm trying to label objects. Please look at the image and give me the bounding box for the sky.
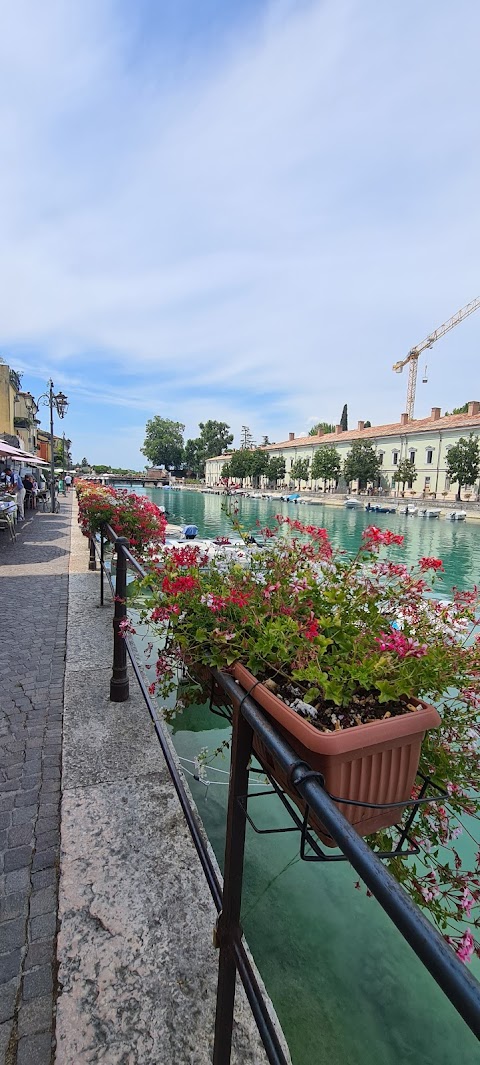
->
[1,0,480,467]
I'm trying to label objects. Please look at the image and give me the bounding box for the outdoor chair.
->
[0,508,16,542]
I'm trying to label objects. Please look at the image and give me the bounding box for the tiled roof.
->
[264,411,480,450]
[205,410,480,462]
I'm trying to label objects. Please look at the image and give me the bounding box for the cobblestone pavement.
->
[0,496,72,1065]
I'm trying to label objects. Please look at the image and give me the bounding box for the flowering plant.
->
[76,480,166,556]
[136,516,480,960]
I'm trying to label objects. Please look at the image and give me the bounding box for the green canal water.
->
[135,488,480,1065]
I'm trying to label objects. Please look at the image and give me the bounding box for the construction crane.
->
[392,296,480,419]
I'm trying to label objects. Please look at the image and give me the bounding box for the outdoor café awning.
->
[0,441,49,465]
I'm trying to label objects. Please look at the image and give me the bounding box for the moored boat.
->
[420,508,441,518]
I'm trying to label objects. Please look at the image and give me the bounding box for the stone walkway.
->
[1,496,288,1064]
[0,495,72,1065]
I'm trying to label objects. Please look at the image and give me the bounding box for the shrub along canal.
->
[129,487,480,1065]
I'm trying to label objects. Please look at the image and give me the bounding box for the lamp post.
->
[37,380,68,513]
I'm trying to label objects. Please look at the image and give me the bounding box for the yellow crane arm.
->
[392,296,480,417]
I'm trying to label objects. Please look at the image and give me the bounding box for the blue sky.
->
[2,0,480,467]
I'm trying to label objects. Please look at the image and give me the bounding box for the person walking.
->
[65,473,72,491]
[5,467,26,519]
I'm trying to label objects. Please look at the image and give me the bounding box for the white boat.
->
[344,497,363,509]
[398,504,418,515]
[447,510,467,521]
[420,508,441,519]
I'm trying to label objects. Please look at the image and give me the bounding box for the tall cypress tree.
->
[340,404,348,431]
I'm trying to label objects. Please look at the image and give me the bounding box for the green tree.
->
[221,462,231,481]
[228,449,252,482]
[290,457,310,487]
[92,465,112,475]
[343,440,381,490]
[80,457,89,468]
[184,420,233,477]
[309,421,334,437]
[311,445,341,488]
[267,456,286,485]
[249,448,270,487]
[262,435,272,446]
[446,434,480,500]
[364,420,371,428]
[184,438,201,476]
[445,402,468,415]
[141,416,185,468]
[393,458,417,490]
[340,403,348,431]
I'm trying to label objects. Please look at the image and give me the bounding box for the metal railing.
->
[88,526,480,1063]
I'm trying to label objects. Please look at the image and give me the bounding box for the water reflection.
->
[139,487,480,592]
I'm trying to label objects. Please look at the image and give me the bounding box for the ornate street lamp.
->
[36,380,69,513]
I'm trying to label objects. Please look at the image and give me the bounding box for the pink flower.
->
[376,631,428,658]
[456,929,475,964]
[460,888,473,916]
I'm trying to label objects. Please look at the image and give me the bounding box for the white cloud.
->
[1,0,480,466]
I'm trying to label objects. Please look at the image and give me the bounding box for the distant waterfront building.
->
[205,404,480,500]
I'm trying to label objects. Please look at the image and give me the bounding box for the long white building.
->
[205,403,480,499]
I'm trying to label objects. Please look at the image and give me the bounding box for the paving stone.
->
[31,869,56,891]
[11,807,36,826]
[4,868,30,894]
[0,1019,13,1057]
[32,849,57,873]
[22,965,53,1002]
[7,824,34,849]
[4,846,33,872]
[14,788,41,808]
[24,940,55,970]
[0,497,71,1060]
[0,978,17,1024]
[17,994,53,1036]
[17,1031,53,1065]
[29,912,57,942]
[0,949,23,985]
[1,918,26,952]
[0,891,28,921]
[29,888,56,919]
[34,831,58,852]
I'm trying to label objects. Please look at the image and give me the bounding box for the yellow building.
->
[205,403,480,500]
[0,363,21,445]
[13,391,39,454]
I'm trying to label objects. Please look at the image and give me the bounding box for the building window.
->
[378,452,384,466]
[426,449,433,464]
[392,451,399,465]
[409,450,416,463]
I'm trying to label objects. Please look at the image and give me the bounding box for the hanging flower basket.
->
[231,663,441,846]
[137,515,480,959]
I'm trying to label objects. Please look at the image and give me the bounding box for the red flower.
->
[419,557,444,572]
[362,526,404,547]
[304,615,319,641]
[162,575,199,595]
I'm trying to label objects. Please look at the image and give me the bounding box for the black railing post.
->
[100,527,104,606]
[110,536,129,702]
[213,700,253,1065]
[88,534,97,570]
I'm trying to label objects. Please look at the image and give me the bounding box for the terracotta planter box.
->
[231,663,441,846]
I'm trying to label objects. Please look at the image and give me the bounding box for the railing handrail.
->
[215,671,480,1042]
[90,524,480,1061]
